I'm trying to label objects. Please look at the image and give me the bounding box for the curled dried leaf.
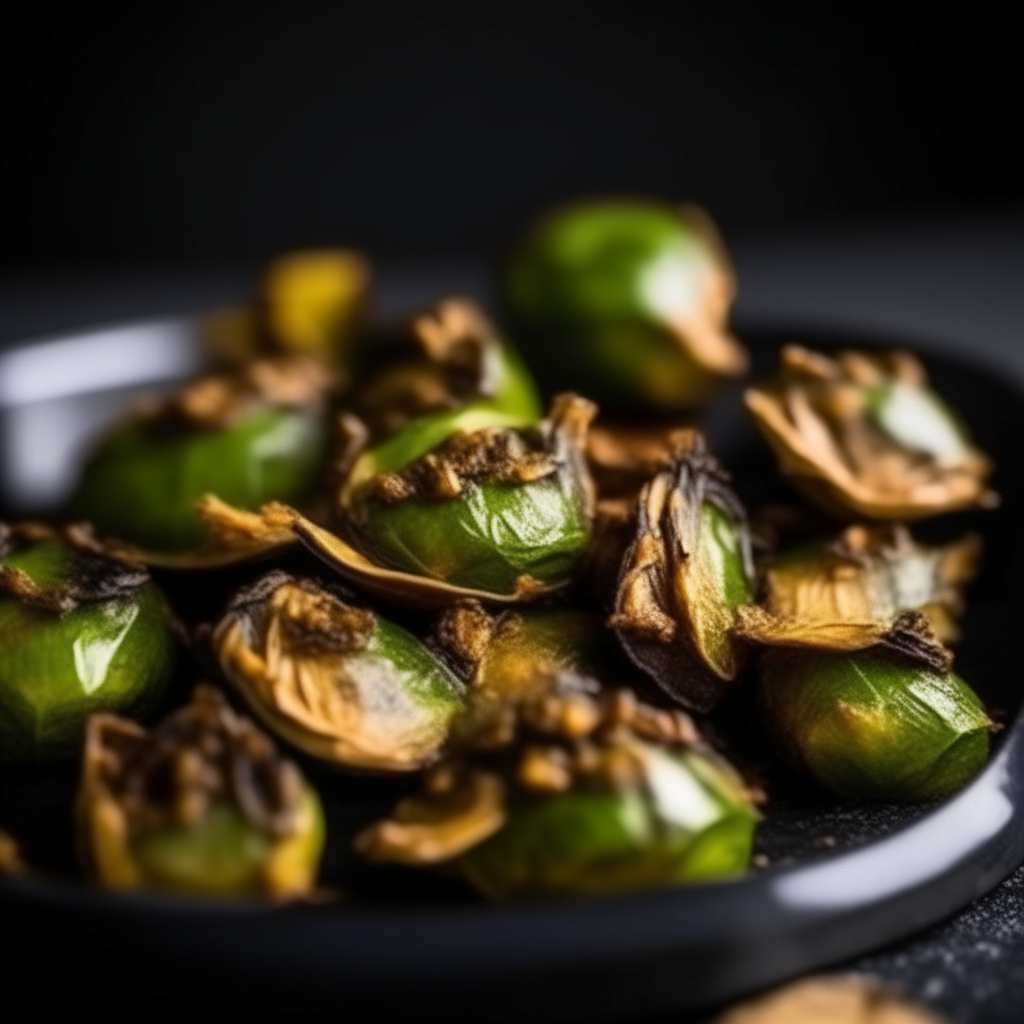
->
[611,432,755,712]
[736,524,979,661]
[586,421,692,498]
[745,345,996,520]
[354,768,507,864]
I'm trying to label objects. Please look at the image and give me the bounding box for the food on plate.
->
[759,647,990,801]
[503,199,747,411]
[745,345,996,520]
[356,675,758,899]
[203,248,370,367]
[77,686,324,898]
[214,571,465,771]
[611,431,755,713]
[0,204,1003,909]
[0,523,175,764]
[336,393,596,596]
[71,357,333,554]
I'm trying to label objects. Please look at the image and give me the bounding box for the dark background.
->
[1,3,1021,270]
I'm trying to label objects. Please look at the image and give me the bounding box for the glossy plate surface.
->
[1,318,1022,1021]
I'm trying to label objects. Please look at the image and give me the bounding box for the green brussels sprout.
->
[72,357,333,553]
[356,677,758,899]
[436,602,643,704]
[354,298,541,438]
[461,744,756,900]
[612,431,755,712]
[77,686,324,899]
[339,394,596,596]
[745,345,996,521]
[503,200,748,411]
[214,572,465,771]
[760,648,990,801]
[0,524,175,764]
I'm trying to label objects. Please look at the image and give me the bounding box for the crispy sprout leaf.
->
[611,431,755,712]
[745,345,996,520]
[735,524,976,669]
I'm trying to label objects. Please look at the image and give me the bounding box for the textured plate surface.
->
[1,319,1022,1021]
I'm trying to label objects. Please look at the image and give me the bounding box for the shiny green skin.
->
[461,746,756,900]
[357,616,467,723]
[0,541,175,764]
[132,794,324,898]
[760,650,990,801]
[503,200,723,411]
[352,407,591,593]
[359,476,591,593]
[73,407,327,551]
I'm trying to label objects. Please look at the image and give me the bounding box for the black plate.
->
[1,320,1022,1021]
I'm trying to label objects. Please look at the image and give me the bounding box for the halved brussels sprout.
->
[760,648,990,801]
[338,393,596,597]
[736,524,980,652]
[745,345,996,520]
[77,686,323,898]
[0,523,175,764]
[611,431,755,712]
[356,676,758,899]
[72,357,334,554]
[355,298,541,437]
[503,199,748,411]
[203,249,370,367]
[214,572,465,771]
[436,602,641,704]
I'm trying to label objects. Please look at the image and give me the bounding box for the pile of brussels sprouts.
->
[0,201,997,902]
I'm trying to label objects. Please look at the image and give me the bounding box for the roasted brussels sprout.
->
[214,572,465,771]
[356,676,758,899]
[337,393,596,597]
[72,358,333,554]
[203,249,370,367]
[611,431,755,712]
[355,298,541,437]
[503,200,748,411]
[436,602,641,702]
[0,524,175,764]
[759,648,990,801]
[77,686,323,898]
[745,345,996,520]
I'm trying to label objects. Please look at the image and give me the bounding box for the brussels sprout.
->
[503,200,748,411]
[611,431,755,712]
[736,524,980,652]
[759,648,990,801]
[436,602,642,704]
[355,298,541,437]
[77,686,323,898]
[745,345,996,520]
[338,393,596,597]
[260,249,370,363]
[0,524,175,764]
[214,572,465,771]
[356,677,758,899]
[71,358,333,555]
[203,249,370,367]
